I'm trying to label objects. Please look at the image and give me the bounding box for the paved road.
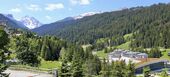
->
[5,69,53,77]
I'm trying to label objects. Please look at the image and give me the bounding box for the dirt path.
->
[5,69,53,77]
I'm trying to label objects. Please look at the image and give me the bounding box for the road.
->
[5,69,53,77]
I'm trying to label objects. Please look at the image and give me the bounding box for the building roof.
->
[135,58,168,69]
[137,53,147,56]
[109,49,147,58]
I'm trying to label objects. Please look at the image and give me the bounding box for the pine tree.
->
[71,46,84,77]
[44,46,52,60]
[104,48,108,53]
[112,61,126,77]
[100,58,110,77]
[0,28,9,77]
[125,61,135,77]
[161,69,168,77]
[71,59,83,77]
[143,67,151,77]
[17,49,40,66]
[60,60,71,77]
[93,56,101,75]
[83,60,93,77]
[60,47,66,60]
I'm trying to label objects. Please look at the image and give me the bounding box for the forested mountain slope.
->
[33,3,170,48]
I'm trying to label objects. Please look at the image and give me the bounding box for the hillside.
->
[0,14,27,29]
[33,3,170,48]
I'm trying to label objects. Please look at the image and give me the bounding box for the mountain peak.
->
[4,14,14,19]
[73,12,102,19]
[20,16,42,29]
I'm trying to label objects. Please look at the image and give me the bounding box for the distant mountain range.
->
[1,14,42,29]
[2,3,170,47]
[32,3,170,45]
[1,3,170,49]
[20,16,42,29]
[0,14,26,29]
[58,12,101,22]
[1,12,100,30]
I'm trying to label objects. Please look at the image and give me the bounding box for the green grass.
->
[10,59,62,73]
[10,65,51,72]
[95,50,107,59]
[95,40,131,59]
[143,48,170,61]
[114,33,133,50]
[95,33,133,59]
[39,60,61,69]
[116,41,131,50]
[124,33,133,41]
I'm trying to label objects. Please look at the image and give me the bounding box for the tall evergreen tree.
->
[125,61,135,77]
[161,69,168,77]
[71,59,83,77]
[60,60,71,77]
[71,47,84,77]
[0,28,9,77]
[100,58,110,77]
[17,49,40,66]
[143,67,151,77]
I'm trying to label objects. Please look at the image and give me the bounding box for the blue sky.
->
[0,0,170,24]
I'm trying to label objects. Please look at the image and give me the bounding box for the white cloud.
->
[70,0,78,5]
[45,3,64,11]
[9,8,22,13]
[27,4,41,11]
[80,0,90,5]
[70,0,91,5]
[45,16,52,20]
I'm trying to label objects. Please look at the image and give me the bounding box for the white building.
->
[108,49,148,64]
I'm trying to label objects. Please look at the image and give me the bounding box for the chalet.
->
[108,49,148,63]
[108,49,168,74]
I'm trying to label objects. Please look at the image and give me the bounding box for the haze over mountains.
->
[1,3,170,47]
[0,12,100,30]
[0,14,26,29]
[1,14,42,29]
